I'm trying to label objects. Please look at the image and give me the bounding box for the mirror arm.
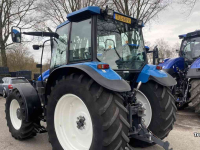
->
[23,32,59,38]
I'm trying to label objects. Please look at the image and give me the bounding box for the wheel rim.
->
[54,94,93,150]
[10,99,22,130]
[135,90,152,127]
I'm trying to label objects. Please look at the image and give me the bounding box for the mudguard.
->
[12,84,42,122]
[187,57,200,78]
[158,57,184,75]
[136,64,177,87]
[46,62,131,92]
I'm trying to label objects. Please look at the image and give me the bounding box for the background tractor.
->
[159,30,200,111]
[6,6,176,150]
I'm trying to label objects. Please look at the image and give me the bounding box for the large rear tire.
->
[129,81,176,147]
[189,79,200,113]
[5,89,36,140]
[47,73,130,150]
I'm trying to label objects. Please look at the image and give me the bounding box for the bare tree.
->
[6,43,37,72]
[0,0,39,67]
[178,0,197,15]
[37,0,108,27]
[110,0,171,24]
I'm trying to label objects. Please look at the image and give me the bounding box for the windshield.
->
[97,16,145,70]
[181,37,200,60]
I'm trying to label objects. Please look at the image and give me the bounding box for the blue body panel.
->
[158,57,185,72]
[190,57,200,68]
[136,64,168,83]
[38,62,122,81]
[38,69,50,81]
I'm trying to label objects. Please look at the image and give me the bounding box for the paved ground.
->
[0,96,200,150]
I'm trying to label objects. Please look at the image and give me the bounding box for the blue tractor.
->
[6,6,176,150]
[159,30,200,110]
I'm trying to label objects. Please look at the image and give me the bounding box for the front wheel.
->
[5,89,36,140]
[130,81,177,147]
[47,73,130,150]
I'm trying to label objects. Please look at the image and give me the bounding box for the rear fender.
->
[46,62,131,93]
[137,64,177,87]
[13,84,42,122]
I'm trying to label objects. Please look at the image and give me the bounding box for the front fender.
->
[12,84,42,122]
[137,64,177,87]
[47,62,131,92]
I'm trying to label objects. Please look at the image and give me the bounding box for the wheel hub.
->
[77,116,86,130]
[16,108,22,120]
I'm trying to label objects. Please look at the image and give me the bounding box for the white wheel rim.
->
[135,90,152,127]
[3,90,5,97]
[10,99,22,130]
[54,94,93,150]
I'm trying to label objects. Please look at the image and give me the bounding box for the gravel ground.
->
[0,96,200,150]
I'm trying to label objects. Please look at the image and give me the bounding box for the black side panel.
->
[48,65,131,92]
[13,84,42,121]
[149,74,177,87]
[163,69,175,75]
[187,68,200,78]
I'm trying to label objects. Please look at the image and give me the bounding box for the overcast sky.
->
[143,1,200,47]
[32,1,200,62]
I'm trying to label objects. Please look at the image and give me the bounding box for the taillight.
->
[97,64,109,69]
[8,85,13,89]
[156,66,162,70]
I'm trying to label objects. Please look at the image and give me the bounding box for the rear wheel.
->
[129,81,176,147]
[5,89,36,140]
[47,73,130,150]
[189,79,200,113]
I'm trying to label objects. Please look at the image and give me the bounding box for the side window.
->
[51,23,70,68]
[69,19,92,62]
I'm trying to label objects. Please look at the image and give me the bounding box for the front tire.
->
[130,81,177,147]
[5,89,36,140]
[47,73,130,150]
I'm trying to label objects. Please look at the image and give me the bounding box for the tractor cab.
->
[49,7,146,72]
[179,30,200,64]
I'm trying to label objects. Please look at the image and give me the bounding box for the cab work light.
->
[97,64,109,69]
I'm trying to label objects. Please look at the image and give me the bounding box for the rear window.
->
[11,79,28,84]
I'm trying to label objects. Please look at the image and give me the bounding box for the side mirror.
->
[33,45,42,50]
[11,27,21,43]
[36,64,42,68]
[145,46,150,52]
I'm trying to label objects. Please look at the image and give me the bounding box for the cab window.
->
[51,23,70,68]
[69,18,92,62]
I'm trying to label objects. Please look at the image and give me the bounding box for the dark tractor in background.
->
[6,6,176,150]
[159,30,200,111]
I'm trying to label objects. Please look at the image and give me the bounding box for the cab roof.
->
[57,6,142,29]
[179,30,200,39]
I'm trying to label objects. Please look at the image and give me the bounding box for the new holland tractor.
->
[159,30,200,111]
[6,6,176,150]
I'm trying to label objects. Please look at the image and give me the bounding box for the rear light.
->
[156,66,162,70]
[8,85,13,89]
[97,64,109,69]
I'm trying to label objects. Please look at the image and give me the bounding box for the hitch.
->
[128,103,172,150]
